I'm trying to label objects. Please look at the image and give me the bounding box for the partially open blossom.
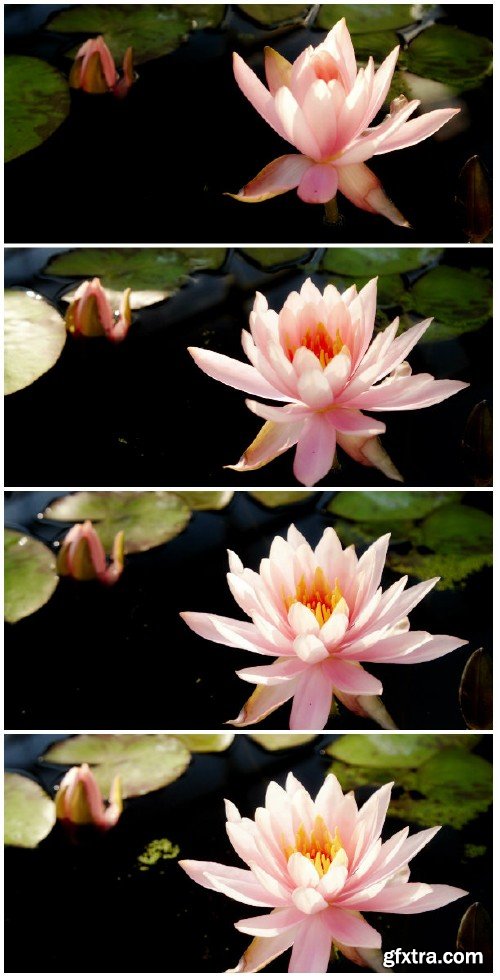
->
[189,277,468,486]
[181,524,466,729]
[65,278,132,343]
[230,18,459,224]
[55,763,122,830]
[57,520,125,585]
[181,772,467,973]
[69,36,135,97]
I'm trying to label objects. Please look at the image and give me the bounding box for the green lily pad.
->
[179,734,235,752]
[420,503,492,555]
[460,649,493,731]
[4,290,67,396]
[241,248,313,268]
[250,734,317,751]
[322,248,442,277]
[48,5,224,64]
[4,530,59,624]
[44,248,227,295]
[316,4,429,32]
[410,266,492,339]
[250,491,317,508]
[325,733,471,769]
[387,550,492,591]
[238,5,310,27]
[43,491,191,554]
[405,25,493,92]
[4,773,56,848]
[177,491,234,511]
[327,490,460,522]
[44,734,191,798]
[5,56,70,163]
[350,30,402,65]
[327,736,490,830]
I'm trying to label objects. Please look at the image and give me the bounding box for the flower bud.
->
[70,37,136,97]
[57,520,125,585]
[65,278,131,343]
[55,763,122,830]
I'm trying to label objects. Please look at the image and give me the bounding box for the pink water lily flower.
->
[230,18,459,224]
[57,520,125,585]
[66,278,132,343]
[70,36,135,97]
[181,524,467,729]
[180,772,467,973]
[189,277,468,485]
[55,763,122,830]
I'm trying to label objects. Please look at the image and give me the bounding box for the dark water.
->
[4,490,492,731]
[4,247,492,488]
[5,5,493,244]
[4,733,492,972]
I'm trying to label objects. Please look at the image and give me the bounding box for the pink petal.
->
[289,667,333,730]
[180,612,282,657]
[227,419,304,473]
[228,154,312,203]
[245,399,310,423]
[327,407,386,435]
[337,162,410,227]
[293,415,337,486]
[229,679,298,727]
[274,86,322,159]
[235,908,304,938]
[389,883,468,913]
[367,46,400,119]
[228,932,297,973]
[179,860,278,907]
[351,375,469,411]
[188,346,285,400]
[323,908,382,948]
[324,659,383,695]
[236,659,307,686]
[233,52,288,141]
[390,634,467,665]
[288,916,333,973]
[292,886,329,915]
[293,634,330,665]
[375,107,461,154]
[297,162,338,204]
[264,46,292,95]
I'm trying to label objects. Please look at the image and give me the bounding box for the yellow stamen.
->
[284,816,346,877]
[286,323,344,367]
[285,567,344,626]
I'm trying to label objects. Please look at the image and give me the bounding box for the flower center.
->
[286,323,344,368]
[285,816,346,877]
[312,50,340,84]
[285,567,344,627]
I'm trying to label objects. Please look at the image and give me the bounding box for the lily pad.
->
[326,735,490,830]
[349,30,402,64]
[250,734,317,751]
[405,25,493,91]
[179,734,235,752]
[4,530,59,624]
[5,56,70,163]
[322,248,442,277]
[4,773,56,848]
[387,550,492,591]
[44,734,191,798]
[4,290,67,396]
[410,266,492,339]
[250,491,317,508]
[241,248,313,268]
[316,5,429,32]
[459,649,493,731]
[327,490,460,522]
[177,491,234,511]
[47,5,223,64]
[325,733,470,769]
[44,248,227,295]
[43,491,191,554]
[238,5,310,27]
[420,503,492,555]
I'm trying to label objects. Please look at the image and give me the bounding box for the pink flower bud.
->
[65,278,132,343]
[57,520,125,585]
[70,36,136,97]
[55,763,122,830]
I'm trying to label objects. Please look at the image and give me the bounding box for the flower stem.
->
[324,197,340,224]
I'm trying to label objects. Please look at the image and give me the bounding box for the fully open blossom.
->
[57,520,125,585]
[181,524,466,729]
[189,277,468,485]
[55,763,122,830]
[230,18,459,224]
[70,36,134,97]
[66,278,132,343]
[180,772,467,972]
